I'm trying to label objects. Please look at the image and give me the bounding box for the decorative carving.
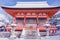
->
[20,13,24,15]
[17,13,20,16]
[32,13,36,15]
[38,13,42,16]
[43,13,47,16]
[26,13,31,15]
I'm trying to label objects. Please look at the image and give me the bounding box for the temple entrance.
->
[26,18,37,27]
[38,18,47,26]
[16,18,24,26]
[38,18,47,36]
[21,18,39,39]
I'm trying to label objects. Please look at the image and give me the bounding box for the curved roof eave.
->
[0,1,60,9]
[1,6,60,10]
[1,5,60,9]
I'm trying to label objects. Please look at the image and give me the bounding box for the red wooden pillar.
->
[13,12,17,24]
[46,12,49,22]
[37,13,38,28]
[13,17,16,24]
[24,13,26,28]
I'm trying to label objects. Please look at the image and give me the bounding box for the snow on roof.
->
[15,1,50,7]
[56,24,60,26]
[1,1,58,8]
[55,10,60,15]
[0,7,13,24]
[44,23,51,26]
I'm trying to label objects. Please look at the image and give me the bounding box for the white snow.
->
[55,10,60,15]
[0,31,60,40]
[14,35,60,40]
[15,1,50,8]
[1,1,58,8]
[0,7,13,24]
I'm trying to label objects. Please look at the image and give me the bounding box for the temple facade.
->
[1,1,60,31]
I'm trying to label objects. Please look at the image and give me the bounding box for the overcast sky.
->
[0,0,60,6]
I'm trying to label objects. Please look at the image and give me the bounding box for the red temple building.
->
[1,1,60,32]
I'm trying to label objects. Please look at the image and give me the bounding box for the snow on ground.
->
[0,35,60,40]
[15,35,60,40]
[0,30,60,40]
